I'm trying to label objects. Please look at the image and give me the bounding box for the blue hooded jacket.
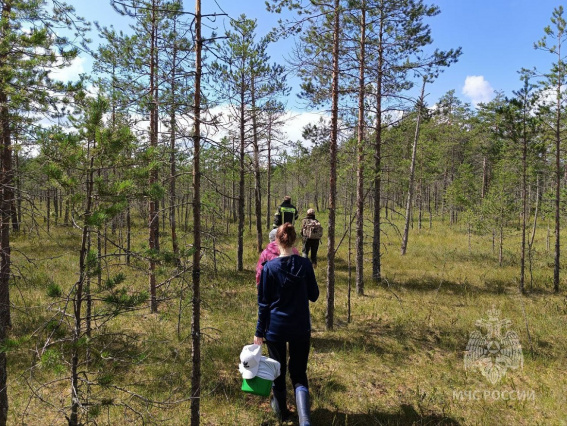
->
[256,254,319,341]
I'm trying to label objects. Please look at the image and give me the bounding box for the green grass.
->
[6,211,567,425]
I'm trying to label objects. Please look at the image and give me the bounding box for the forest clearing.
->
[3,0,567,425]
[7,211,567,425]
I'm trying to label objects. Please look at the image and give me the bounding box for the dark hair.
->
[276,223,296,248]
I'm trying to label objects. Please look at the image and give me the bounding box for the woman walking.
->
[254,223,319,425]
[301,208,322,268]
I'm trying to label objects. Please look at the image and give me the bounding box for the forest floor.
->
[7,213,567,425]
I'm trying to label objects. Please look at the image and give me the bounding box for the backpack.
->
[303,218,323,240]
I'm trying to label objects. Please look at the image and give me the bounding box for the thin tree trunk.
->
[232,138,237,223]
[169,27,180,267]
[528,177,540,288]
[237,83,245,271]
[16,152,21,228]
[266,124,272,230]
[126,203,131,265]
[348,205,352,324]
[191,1,202,424]
[53,188,58,225]
[326,0,340,331]
[148,0,159,313]
[65,198,69,226]
[70,151,95,426]
[248,185,252,232]
[10,147,18,232]
[355,4,366,296]
[499,226,504,267]
[520,95,528,293]
[372,12,384,282]
[0,4,12,419]
[251,81,263,253]
[46,189,50,233]
[481,156,488,199]
[554,71,561,292]
[401,78,426,255]
[428,186,432,229]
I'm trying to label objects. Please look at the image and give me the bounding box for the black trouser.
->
[302,238,319,264]
[267,337,311,391]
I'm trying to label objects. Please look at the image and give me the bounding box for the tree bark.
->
[355,4,366,296]
[237,79,245,271]
[70,152,95,426]
[266,122,272,230]
[0,3,12,422]
[520,88,528,293]
[401,77,426,255]
[326,0,340,331]
[251,79,263,253]
[169,25,180,267]
[191,1,202,424]
[372,14,384,282]
[554,66,561,292]
[148,0,159,312]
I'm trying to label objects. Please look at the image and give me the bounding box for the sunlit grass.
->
[6,209,567,424]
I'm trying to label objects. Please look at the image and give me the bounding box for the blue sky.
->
[66,0,564,112]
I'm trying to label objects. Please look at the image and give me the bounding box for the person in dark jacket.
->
[301,208,320,268]
[273,195,299,227]
[254,223,319,426]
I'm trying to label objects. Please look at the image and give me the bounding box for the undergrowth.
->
[6,212,567,425]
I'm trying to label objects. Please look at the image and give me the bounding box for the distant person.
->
[255,227,299,286]
[254,223,319,425]
[301,208,323,268]
[273,195,298,227]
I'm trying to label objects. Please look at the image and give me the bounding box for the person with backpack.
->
[301,208,322,268]
[254,223,319,425]
[273,195,299,227]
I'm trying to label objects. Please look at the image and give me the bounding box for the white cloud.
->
[203,105,328,147]
[282,110,329,143]
[50,56,86,82]
[462,75,494,107]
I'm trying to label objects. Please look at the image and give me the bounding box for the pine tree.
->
[191,2,202,423]
[498,71,541,292]
[98,0,190,311]
[534,6,567,293]
[211,16,287,266]
[0,1,86,422]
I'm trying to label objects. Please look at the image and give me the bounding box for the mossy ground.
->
[7,212,567,425]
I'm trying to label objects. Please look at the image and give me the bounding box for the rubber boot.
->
[271,388,290,422]
[295,385,311,426]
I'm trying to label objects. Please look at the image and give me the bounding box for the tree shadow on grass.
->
[312,404,461,425]
[311,334,388,356]
[263,404,461,425]
[382,276,563,299]
[383,276,518,296]
[310,315,470,365]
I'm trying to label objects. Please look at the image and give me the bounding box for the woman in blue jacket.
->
[254,223,319,426]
